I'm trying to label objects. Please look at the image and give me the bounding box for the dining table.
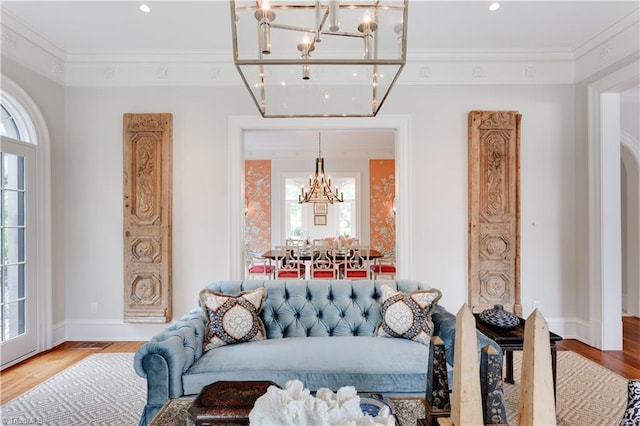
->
[262,248,383,261]
[261,247,384,279]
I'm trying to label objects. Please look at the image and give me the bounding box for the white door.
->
[1,137,37,367]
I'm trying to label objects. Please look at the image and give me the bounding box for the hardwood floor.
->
[1,316,638,405]
[0,341,144,405]
[556,315,640,379]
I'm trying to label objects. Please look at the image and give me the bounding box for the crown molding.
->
[574,15,640,83]
[2,11,637,89]
[61,48,576,87]
[1,23,65,85]
[1,9,66,61]
[574,9,639,60]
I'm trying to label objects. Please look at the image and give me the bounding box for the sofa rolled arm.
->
[134,310,206,425]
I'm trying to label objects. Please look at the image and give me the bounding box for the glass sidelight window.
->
[1,152,27,341]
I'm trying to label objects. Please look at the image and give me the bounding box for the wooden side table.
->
[187,381,278,425]
[474,313,563,397]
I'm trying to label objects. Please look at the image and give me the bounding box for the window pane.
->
[3,264,25,302]
[341,183,356,199]
[4,190,25,227]
[289,202,302,237]
[339,202,353,235]
[3,227,25,264]
[1,150,27,342]
[0,105,21,140]
[3,153,25,190]
[285,182,301,200]
[3,300,26,340]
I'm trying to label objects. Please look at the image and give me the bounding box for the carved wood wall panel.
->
[468,111,522,315]
[123,113,172,323]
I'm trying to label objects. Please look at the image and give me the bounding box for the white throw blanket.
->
[249,380,395,426]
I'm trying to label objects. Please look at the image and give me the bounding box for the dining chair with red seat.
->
[244,244,275,279]
[341,245,371,280]
[274,245,306,279]
[310,247,337,280]
[370,250,396,280]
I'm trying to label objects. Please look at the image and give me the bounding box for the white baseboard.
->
[60,319,168,341]
[544,317,592,346]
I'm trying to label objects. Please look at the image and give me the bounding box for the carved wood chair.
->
[370,250,396,280]
[244,244,275,279]
[274,245,305,279]
[310,247,337,280]
[340,245,371,280]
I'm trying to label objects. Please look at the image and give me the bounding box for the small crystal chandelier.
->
[231,0,408,118]
[299,133,344,204]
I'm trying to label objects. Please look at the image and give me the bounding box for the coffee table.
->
[148,384,403,426]
[474,313,563,396]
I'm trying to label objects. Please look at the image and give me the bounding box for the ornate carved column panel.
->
[468,111,522,316]
[123,113,172,323]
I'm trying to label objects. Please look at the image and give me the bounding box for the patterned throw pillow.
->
[375,284,442,345]
[200,287,267,351]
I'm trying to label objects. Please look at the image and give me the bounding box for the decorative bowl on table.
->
[359,394,395,418]
[478,304,520,329]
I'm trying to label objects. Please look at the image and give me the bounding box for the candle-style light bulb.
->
[255,1,275,55]
[358,10,377,60]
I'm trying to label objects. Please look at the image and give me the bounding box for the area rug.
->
[0,353,146,425]
[0,351,629,425]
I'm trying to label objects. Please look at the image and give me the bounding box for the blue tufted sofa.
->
[134,280,501,425]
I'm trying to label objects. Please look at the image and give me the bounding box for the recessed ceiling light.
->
[489,2,500,11]
[140,4,151,13]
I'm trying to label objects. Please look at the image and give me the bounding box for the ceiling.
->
[2,1,639,54]
[1,1,638,154]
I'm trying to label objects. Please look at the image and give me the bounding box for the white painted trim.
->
[574,10,640,61]
[0,76,54,354]
[0,23,65,86]
[575,18,640,83]
[622,130,640,160]
[620,138,640,318]
[586,60,639,350]
[63,320,167,341]
[228,115,411,280]
[61,58,575,87]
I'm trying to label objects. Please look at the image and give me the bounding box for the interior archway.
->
[228,116,411,280]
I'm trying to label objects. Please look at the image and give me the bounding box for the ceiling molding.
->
[574,10,639,60]
[1,9,636,89]
[1,9,66,61]
[1,23,65,85]
[574,19,640,83]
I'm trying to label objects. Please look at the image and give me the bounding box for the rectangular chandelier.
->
[231,0,408,118]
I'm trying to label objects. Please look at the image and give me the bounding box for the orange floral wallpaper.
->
[370,159,395,254]
[245,160,271,253]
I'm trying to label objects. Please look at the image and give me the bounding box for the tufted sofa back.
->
[205,280,433,339]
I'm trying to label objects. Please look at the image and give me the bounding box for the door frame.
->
[228,116,411,280]
[0,76,53,368]
[587,61,639,350]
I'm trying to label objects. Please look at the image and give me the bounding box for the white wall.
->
[62,86,256,338]
[382,85,577,327]
[0,57,66,331]
[0,54,580,341]
[55,82,577,339]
